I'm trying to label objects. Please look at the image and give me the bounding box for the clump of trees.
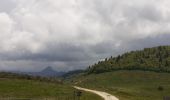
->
[0,72,63,84]
[87,46,170,74]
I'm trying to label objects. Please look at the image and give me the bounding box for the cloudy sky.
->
[0,0,170,72]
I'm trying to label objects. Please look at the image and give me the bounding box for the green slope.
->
[87,46,170,74]
[0,72,102,100]
[72,71,170,100]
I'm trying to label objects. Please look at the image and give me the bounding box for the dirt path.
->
[74,86,119,100]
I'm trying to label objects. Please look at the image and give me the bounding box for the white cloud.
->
[0,13,15,52]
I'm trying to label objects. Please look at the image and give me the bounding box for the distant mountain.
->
[87,46,170,74]
[35,66,65,77]
[14,66,65,77]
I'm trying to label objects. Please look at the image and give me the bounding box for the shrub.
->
[158,86,164,91]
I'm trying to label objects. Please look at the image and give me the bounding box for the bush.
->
[158,86,164,91]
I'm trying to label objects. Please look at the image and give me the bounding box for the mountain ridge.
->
[12,66,65,77]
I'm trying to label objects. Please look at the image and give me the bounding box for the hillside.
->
[72,71,170,100]
[68,46,170,100]
[87,46,170,74]
[62,70,84,78]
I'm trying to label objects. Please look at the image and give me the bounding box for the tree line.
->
[0,72,63,84]
[87,46,170,74]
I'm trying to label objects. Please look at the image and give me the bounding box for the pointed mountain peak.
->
[42,66,56,72]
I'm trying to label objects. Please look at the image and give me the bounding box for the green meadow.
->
[72,71,170,100]
[0,78,102,100]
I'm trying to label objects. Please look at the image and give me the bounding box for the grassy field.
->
[71,71,170,100]
[0,78,102,100]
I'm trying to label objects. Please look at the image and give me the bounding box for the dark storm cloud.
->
[0,44,89,62]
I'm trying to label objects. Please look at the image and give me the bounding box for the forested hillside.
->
[87,46,170,74]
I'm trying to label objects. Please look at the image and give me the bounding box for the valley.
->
[1,46,170,100]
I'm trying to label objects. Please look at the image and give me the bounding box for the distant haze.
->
[0,0,170,72]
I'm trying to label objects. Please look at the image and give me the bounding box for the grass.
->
[71,70,170,100]
[0,78,102,100]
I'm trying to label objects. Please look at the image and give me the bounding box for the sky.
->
[0,0,170,72]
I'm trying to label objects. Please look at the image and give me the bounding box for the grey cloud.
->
[0,43,93,62]
[0,0,16,13]
[124,33,170,51]
[0,0,170,71]
[123,4,163,22]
